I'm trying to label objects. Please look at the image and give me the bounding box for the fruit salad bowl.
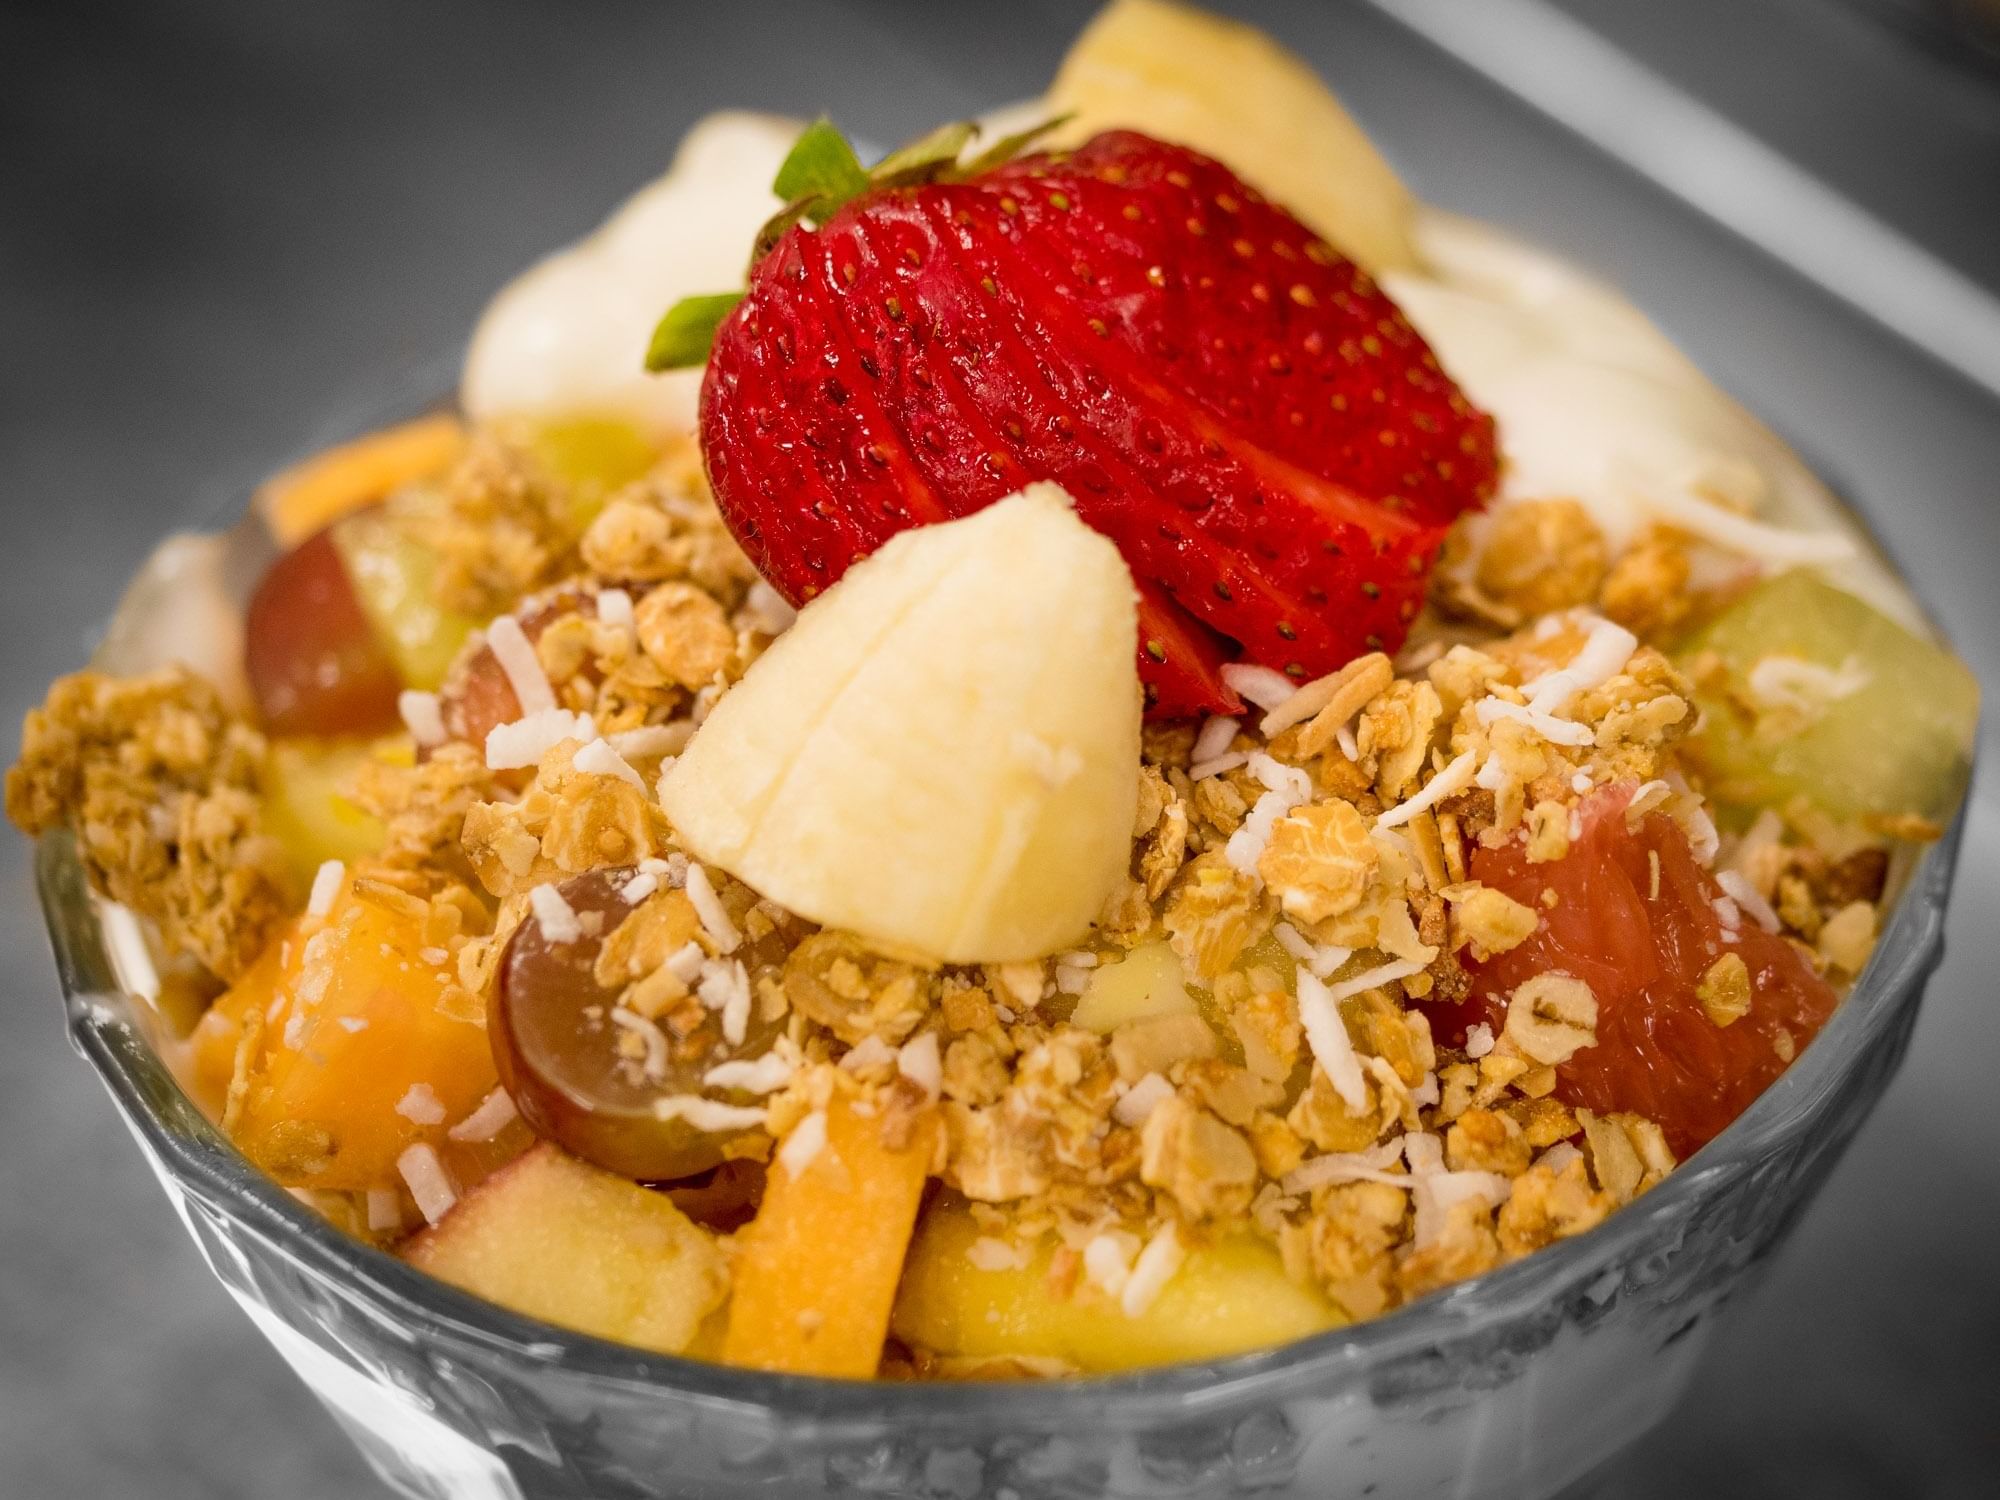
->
[31,408,1972,1493]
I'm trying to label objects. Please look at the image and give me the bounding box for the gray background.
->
[2,1,1995,1495]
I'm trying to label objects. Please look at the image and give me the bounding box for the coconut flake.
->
[365,1188,404,1233]
[1082,1231,1141,1298]
[665,940,707,985]
[703,1049,797,1095]
[1191,715,1241,764]
[620,871,659,905]
[1298,968,1369,1114]
[1189,751,1250,782]
[1113,1072,1176,1128]
[839,1035,898,1074]
[594,587,634,635]
[966,1237,1032,1273]
[1376,749,1479,829]
[397,1143,457,1226]
[572,736,646,790]
[485,707,596,770]
[1274,922,1352,980]
[1224,755,1316,875]
[1538,1141,1584,1176]
[897,1032,943,1100]
[1716,870,1781,932]
[485,614,555,716]
[1282,1138,1409,1194]
[395,1083,446,1125]
[684,862,741,953]
[652,1095,768,1132]
[398,690,446,747]
[611,1008,670,1080]
[608,722,692,760]
[1523,616,1638,715]
[307,860,345,918]
[529,883,583,945]
[1411,1169,1513,1250]
[1464,1022,1496,1059]
[1323,957,1427,1004]
[1120,1223,1187,1317]
[1640,485,1856,565]
[778,1109,829,1177]
[1473,696,1596,748]
[448,1087,519,1143]
[1220,661,1297,713]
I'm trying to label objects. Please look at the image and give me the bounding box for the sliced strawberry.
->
[697,129,1497,714]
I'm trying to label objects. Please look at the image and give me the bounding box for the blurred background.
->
[1,1,1995,1495]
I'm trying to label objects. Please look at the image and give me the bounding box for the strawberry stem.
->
[645,292,745,372]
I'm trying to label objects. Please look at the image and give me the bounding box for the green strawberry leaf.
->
[870,120,979,187]
[644,291,744,372]
[771,117,869,207]
[961,113,1073,176]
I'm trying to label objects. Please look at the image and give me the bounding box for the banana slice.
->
[1049,0,1419,273]
[661,487,1142,963]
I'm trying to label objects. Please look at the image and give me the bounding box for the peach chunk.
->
[406,1143,727,1356]
[229,877,497,1191]
[722,1095,939,1377]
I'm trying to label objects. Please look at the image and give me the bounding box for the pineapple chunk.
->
[1049,0,1419,273]
[1680,571,1978,823]
[661,487,1141,963]
[892,1197,1341,1373]
[407,1143,727,1356]
[260,737,388,884]
[1070,939,1195,1032]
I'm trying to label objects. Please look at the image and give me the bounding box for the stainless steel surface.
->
[1,2,1994,1495]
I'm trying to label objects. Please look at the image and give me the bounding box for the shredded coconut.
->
[1082,1231,1141,1298]
[1219,661,1297,713]
[1474,696,1595,748]
[1120,1223,1187,1317]
[1274,922,1351,979]
[397,1143,457,1226]
[1282,1138,1409,1194]
[1298,967,1369,1114]
[703,1050,797,1095]
[485,613,555,716]
[840,1035,898,1073]
[307,859,344,918]
[897,1032,943,1099]
[1716,870,1781,933]
[486,707,596,770]
[1640,484,1855,565]
[652,1095,768,1132]
[684,862,741,953]
[778,1109,829,1177]
[398,690,446,747]
[966,1237,1033,1272]
[665,940,707,985]
[1411,1168,1513,1250]
[365,1188,403,1233]
[1464,1022,1496,1059]
[1377,749,1479,829]
[594,587,634,635]
[611,1007,670,1079]
[1191,715,1241,764]
[1323,957,1427,1004]
[572,736,646,790]
[394,1083,446,1125]
[608,723,692,759]
[529,883,583,945]
[1522,616,1637,715]
[447,1087,519,1143]
[1224,754,1316,874]
[1190,751,1250,782]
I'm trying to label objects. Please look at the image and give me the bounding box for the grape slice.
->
[244,524,402,736]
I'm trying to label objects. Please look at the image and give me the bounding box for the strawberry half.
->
[682,126,1497,715]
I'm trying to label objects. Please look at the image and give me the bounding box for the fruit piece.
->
[190,929,290,1117]
[892,1195,1341,1373]
[1422,786,1839,1156]
[405,1142,728,1356]
[721,1095,939,1377]
[512,414,659,533]
[660,488,1141,963]
[1047,0,1418,273]
[435,586,597,752]
[492,867,783,1181]
[1679,571,1978,823]
[1069,939,1195,1032]
[692,127,1495,717]
[255,413,465,548]
[331,501,478,691]
[243,525,403,736]
[230,876,499,1190]
[260,737,388,884]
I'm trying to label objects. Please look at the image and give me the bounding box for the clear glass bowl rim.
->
[34,365,1976,1431]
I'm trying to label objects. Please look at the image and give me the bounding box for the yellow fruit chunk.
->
[407,1144,728,1356]
[230,877,497,1191]
[260,737,388,885]
[661,487,1141,963]
[722,1097,939,1377]
[892,1197,1342,1373]
[189,928,290,1118]
[1070,939,1194,1032]
[255,413,465,547]
[1049,0,1419,273]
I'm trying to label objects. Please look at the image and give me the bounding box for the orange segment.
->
[255,412,465,546]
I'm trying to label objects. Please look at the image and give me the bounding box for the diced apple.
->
[891,1197,1341,1373]
[1680,571,1978,822]
[406,1143,728,1356]
[1069,940,1195,1032]
[661,487,1141,963]
[260,737,389,884]
[230,878,498,1191]
[722,1097,939,1377]
[1048,0,1418,273]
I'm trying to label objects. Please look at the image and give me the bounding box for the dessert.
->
[7,0,1976,1383]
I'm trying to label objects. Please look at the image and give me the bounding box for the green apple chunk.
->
[261,737,387,884]
[1679,570,1977,822]
[332,498,477,691]
[891,1197,1341,1373]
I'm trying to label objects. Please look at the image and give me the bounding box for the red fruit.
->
[1422,786,1839,1157]
[244,524,402,736]
[699,130,1497,716]
[435,587,598,753]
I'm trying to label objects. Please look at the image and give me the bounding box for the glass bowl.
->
[32,665,1970,1500]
